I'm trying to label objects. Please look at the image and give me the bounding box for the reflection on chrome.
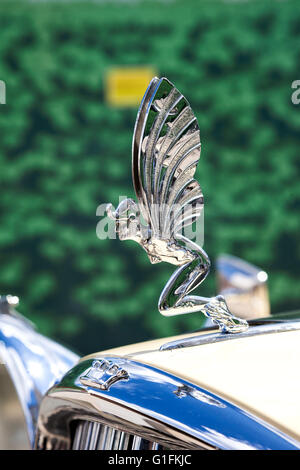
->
[174,385,225,408]
[217,254,270,319]
[0,307,78,447]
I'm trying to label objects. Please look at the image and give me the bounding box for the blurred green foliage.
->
[0,0,299,354]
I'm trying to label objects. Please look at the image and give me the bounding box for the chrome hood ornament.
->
[106,77,248,333]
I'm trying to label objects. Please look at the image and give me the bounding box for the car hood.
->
[82,318,300,442]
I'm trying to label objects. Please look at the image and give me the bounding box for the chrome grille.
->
[72,420,164,450]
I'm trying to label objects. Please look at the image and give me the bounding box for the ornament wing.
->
[132,77,203,239]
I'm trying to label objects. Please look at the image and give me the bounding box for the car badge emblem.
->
[106,77,248,334]
[80,359,129,391]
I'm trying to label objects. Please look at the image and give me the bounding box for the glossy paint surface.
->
[47,355,300,450]
[83,321,300,443]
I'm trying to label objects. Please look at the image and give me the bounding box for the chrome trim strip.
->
[105,426,114,450]
[89,422,100,449]
[98,425,108,450]
[120,432,130,450]
[112,429,121,450]
[85,422,94,449]
[132,435,142,450]
[72,420,161,450]
[72,422,83,450]
[160,321,300,351]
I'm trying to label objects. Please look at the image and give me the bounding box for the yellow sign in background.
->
[105,66,157,107]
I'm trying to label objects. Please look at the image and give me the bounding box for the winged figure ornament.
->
[106,77,248,333]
